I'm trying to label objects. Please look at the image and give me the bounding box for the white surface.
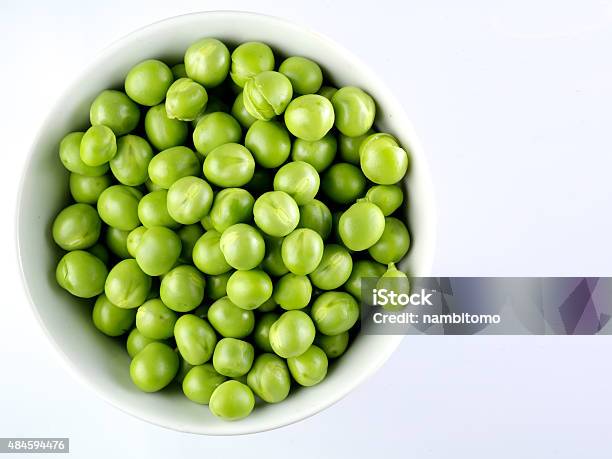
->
[17,11,432,435]
[1,0,612,457]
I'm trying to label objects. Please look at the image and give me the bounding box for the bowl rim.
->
[16,10,436,435]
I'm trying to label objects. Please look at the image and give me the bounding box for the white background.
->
[2,0,612,457]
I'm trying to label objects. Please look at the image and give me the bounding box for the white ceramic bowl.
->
[17,11,436,435]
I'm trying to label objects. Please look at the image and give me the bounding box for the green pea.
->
[376,263,410,311]
[345,260,386,300]
[291,133,337,172]
[339,200,385,251]
[80,125,117,166]
[192,113,213,134]
[109,135,154,186]
[126,226,147,258]
[203,143,255,187]
[52,203,101,251]
[183,364,227,404]
[125,59,173,106]
[105,227,130,259]
[165,77,208,121]
[379,262,408,282]
[366,185,404,216]
[245,120,291,168]
[253,312,279,352]
[208,296,255,338]
[144,104,188,150]
[287,345,328,386]
[90,90,140,136]
[212,338,254,377]
[174,314,217,365]
[338,129,373,164]
[315,332,349,359]
[126,230,147,258]
[273,161,320,205]
[160,265,205,312]
[59,132,108,176]
[130,342,179,392]
[209,380,255,421]
[317,86,337,100]
[136,298,177,340]
[192,230,231,275]
[281,228,324,275]
[104,232,131,258]
[243,71,293,121]
[166,176,213,225]
[184,38,230,88]
[247,353,291,403]
[298,199,332,240]
[226,269,273,310]
[148,146,200,189]
[92,293,136,336]
[361,132,400,150]
[177,224,204,263]
[219,223,265,271]
[69,173,112,204]
[231,92,258,129]
[311,291,359,335]
[360,133,409,185]
[126,328,157,359]
[209,188,255,233]
[201,214,214,231]
[253,191,300,237]
[104,259,151,309]
[331,86,375,137]
[171,63,187,79]
[206,272,232,301]
[56,250,107,298]
[279,56,323,95]
[193,112,242,157]
[259,297,277,311]
[261,236,288,277]
[137,190,179,229]
[321,163,366,204]
[273,273,312,310]
[176,357,194,384]
[368,217,411,264]
[145,178,164,192]
[97,185,142,231]
[88,242,110,266]
[269,310,315,358]
[230,42,275,88]
[284,95,334,142]
[309,244,353,290]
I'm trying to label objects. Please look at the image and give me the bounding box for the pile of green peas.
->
[52,38,411,422]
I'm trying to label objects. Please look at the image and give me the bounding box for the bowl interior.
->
[17,12,435,435]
